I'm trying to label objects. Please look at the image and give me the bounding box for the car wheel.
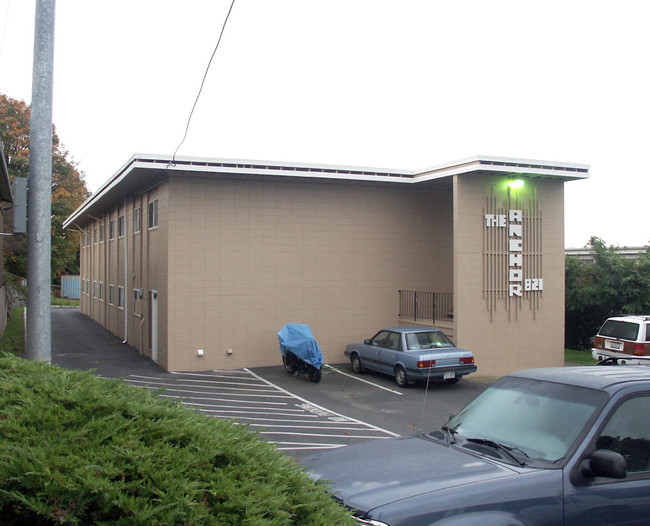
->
[445,377,460,384]
[283,351,297,374]
[351,354,364,374]
[308,366,322,383]
[394,366,409,388]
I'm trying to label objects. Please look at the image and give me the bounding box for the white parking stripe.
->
[132,385,290,399]
[124,368,399,454]
[323,364,404,395]
[125,379,279,394]
[244,368,399,437]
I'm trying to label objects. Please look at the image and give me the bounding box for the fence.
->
[60,275,81,299]
[398,290,453,323]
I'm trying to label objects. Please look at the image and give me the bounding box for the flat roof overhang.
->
[63,153,590,230]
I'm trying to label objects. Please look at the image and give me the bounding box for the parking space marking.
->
[323,364,404,395]
[124,369,398,453]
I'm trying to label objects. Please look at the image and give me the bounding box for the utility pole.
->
[26,0,56,363]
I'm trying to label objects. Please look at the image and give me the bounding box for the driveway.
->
[52,308,492,457]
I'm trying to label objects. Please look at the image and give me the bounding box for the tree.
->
[0,93,90,280]
[565,236,650,349]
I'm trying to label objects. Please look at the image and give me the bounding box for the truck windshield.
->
[446,376,606,462]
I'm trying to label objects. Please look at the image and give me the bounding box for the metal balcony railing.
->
[398,290,453,323]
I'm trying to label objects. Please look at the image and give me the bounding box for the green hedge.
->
[0,355,353,525]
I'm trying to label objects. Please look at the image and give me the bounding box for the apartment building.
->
[64,154,588,374]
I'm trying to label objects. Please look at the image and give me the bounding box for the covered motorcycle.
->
[277,323,323,383]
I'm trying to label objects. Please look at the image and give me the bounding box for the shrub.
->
[0,355,353,525]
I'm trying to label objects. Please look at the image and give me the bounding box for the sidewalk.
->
[51,307,169,378]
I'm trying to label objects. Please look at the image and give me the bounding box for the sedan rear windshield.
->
[406,331,454,350]
[599,320,640,341]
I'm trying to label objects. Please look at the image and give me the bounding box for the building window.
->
[99,282,104,301]
[133,207,141,234]
[118,215,125,237]
[93,281,97,298]
[93,227,98,244]
[148,199,158,229]
[133,289,142,314]
[118,286,124,309]
[109,219,115,240]
[108,285,114,305]
[99,223,104,243]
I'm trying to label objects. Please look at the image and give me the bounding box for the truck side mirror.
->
[581,449,627,479]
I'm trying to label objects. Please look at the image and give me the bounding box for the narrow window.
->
[93,227,98,244]
[109,285,114,305]
[133,207,141,234]
[93,281,97,298]
[118,215,125,237]
[133,289,141,314]
[148,199,158,229]
[99,224,104,243]
[109,219,115,240]
[99,282,104,301]
[118,286,124,309]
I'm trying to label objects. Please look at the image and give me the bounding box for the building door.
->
[149,290,158,363]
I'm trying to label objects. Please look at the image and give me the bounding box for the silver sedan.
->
[344,326,476,387]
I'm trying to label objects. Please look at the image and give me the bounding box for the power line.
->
[171,0,237,165]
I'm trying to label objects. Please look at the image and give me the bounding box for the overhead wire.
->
[170,0,237,167]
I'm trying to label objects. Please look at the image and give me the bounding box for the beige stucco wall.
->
[165,176,453,371]
[79,185,170,369]
[453,173,565,376]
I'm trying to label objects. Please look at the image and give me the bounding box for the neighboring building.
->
[63,154,589,375]
[0,141,14,338]
[566,246,649,263]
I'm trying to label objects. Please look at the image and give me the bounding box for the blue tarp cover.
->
[277,323,323,369]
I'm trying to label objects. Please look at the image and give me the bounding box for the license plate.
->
[443,371,456,380]
[605,340,623,351]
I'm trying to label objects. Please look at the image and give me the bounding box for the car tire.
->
[445,377,460,384]
[351,354,364,374]
[308,366,322,383]
[395,366,409,388]
[283,351,297,374]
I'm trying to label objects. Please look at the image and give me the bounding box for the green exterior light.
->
[508,179,525,189]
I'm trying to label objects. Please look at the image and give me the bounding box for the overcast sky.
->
[1,0,648,248]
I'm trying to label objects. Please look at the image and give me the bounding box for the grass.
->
[0,307,24,357]
[51,296,80,306]
[565,348,598,365]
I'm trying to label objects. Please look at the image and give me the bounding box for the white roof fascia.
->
[63,153,590,229]
[62,158,140,229]
[413,155,590,183]
[136,153,414,177]
[159,161,413,183]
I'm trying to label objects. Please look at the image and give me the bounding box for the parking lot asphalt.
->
[52,307,493,458]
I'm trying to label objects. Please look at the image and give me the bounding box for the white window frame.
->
[117,286,124,309]
[99,282,104,301]
[133,207,141,234]
[109,219,115,240]
[133,289,140,314]
[148,199,158,230]
[118,215,125,238]
[108,284,114,305]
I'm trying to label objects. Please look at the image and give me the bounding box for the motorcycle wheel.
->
[307,365,322,383]
[283,351,297,374]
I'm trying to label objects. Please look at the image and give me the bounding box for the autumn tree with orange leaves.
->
[0,93,90,280]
